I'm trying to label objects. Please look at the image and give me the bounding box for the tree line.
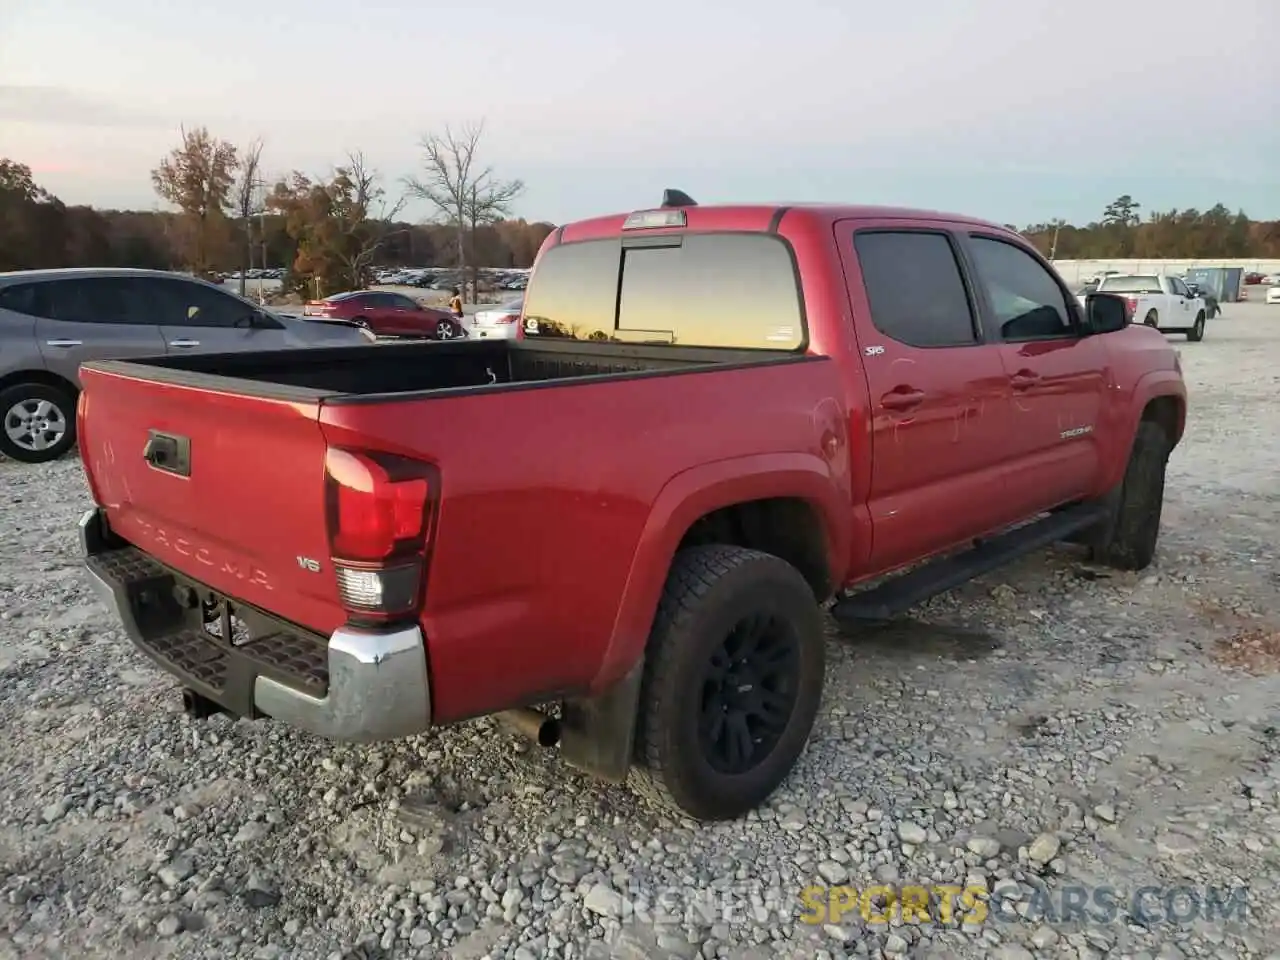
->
[1019,194,1280,261]
[1,121,554,301]
[5,144,1280,301]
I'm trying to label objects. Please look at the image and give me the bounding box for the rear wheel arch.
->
[591,454,848,693]
[675,497,832,599]
[1140,393,1183,450]
[0,368,79,400]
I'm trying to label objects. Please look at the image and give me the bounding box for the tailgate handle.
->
[143,431,191,477]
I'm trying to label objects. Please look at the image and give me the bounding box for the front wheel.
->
[629,545,825,820]
[1085,421,1171,571]
[1186,311,1206,342]
[436,319,460,340]
[0,383,78,464]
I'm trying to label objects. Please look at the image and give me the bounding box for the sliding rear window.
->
[521,233,805,349]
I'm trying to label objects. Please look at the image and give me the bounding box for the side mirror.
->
[1083,293,1128,334]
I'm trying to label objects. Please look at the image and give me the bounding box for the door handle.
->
[880,388,925,411]
[169,339,201,348]
[45,339,82,348]
[1010,371,1040,390]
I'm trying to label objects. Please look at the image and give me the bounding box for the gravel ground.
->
[1,303,1278,960]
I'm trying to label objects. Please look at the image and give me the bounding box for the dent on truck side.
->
[589,451,852,694]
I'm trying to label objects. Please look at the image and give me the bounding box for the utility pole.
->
[1049,219,1064,261]
[256,177,268,305]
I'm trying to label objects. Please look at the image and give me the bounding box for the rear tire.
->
[1186,312,1206,342]
[0,382,78,464]
[1085,421,1170,571]
[629,545,825,820]
[1144,310,1159,328]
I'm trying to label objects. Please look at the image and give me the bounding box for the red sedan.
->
[303,291,463,339]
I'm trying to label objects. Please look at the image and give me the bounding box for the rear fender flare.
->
[590,452,849,692]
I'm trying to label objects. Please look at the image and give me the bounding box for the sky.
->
[2,0,1277,227]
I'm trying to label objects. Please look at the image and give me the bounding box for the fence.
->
[1048,259,1280,285]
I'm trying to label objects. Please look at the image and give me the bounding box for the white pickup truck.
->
[1079,274,1208,341]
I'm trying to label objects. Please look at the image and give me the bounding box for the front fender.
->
[1101,368,1186,491]
[589,452,850,692]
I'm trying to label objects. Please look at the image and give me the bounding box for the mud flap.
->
[558,658,645,783]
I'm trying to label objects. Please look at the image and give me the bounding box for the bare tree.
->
[404,120,523,302]
[332,151,405,289]
[233,137,264,296]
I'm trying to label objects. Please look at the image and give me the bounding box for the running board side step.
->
[831,503,1109,623]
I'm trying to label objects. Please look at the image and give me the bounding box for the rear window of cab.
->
[520,233,806,350]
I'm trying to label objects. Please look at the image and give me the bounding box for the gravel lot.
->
[2,302,1278,960]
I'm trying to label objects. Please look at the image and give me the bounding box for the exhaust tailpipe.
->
[499,708,561,748]
[182,688,229,720]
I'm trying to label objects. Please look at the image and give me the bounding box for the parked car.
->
[1266,286,1280,305]
[1244,272,1265,285]
[1084,274,1208,340]
[0,268,372,464]
[302,291,463,339]
[468,296,524,339]
[76,194,1185,822]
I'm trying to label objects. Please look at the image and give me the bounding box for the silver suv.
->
[0,268,373,463]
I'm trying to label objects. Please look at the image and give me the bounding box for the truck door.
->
[1168,276,1196,326]
[957,231,1111,516]
[835,220,1018,573]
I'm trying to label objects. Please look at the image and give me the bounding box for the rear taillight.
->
[324,448,439,621]
[1123,296,1138,319]
[497,313,518,324]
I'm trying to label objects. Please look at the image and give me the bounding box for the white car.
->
[1266,286,1280,305]
[469,297,524,339]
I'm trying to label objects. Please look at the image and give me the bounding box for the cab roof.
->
[557,200,1012,245]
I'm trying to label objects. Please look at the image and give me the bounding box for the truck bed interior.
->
[86,339,810,402]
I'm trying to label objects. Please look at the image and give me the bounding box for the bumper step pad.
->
[87,546,329,717]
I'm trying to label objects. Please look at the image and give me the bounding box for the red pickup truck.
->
[77,192,1186,821]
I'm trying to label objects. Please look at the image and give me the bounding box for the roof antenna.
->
[661,189,697,208]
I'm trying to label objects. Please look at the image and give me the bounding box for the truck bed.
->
[84,339,801,403]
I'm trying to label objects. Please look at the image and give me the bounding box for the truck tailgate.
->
[78,366,344,636]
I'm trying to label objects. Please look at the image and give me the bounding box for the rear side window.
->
[41,277,153,324]
[0,283,39,317]
[522,233,805,349]
[853,231,977,347]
